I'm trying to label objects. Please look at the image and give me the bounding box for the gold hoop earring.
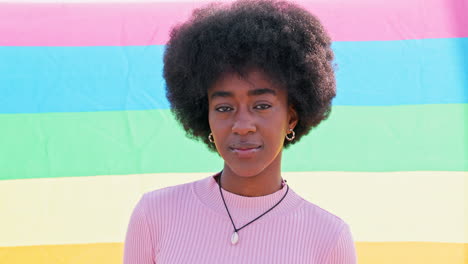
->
[208,132,215,143]
[285,129,295,142]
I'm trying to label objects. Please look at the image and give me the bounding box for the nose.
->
[231,106,256,135]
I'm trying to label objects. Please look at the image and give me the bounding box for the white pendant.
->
[231,232,239,245]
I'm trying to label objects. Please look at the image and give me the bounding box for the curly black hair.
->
[163,0,336,151]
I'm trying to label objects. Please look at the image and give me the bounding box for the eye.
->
[254,104,271,110]
[215,106,233,112]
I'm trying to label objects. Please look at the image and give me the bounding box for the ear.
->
[287,104,298,130]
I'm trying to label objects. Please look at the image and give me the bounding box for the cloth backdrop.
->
[0,0,466,263]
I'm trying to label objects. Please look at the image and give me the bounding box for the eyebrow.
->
[210,88,277,99]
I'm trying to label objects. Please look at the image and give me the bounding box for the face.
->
[208,69,298,178]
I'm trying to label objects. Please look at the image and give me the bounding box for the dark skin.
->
[208,69,298,197]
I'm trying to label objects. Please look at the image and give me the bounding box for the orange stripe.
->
[0,242,466,264]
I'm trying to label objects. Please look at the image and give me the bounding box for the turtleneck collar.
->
[192,172,305,225]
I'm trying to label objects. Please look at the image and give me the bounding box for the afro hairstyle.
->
[163,0,336,151]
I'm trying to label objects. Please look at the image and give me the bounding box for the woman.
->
[124,0,357,263]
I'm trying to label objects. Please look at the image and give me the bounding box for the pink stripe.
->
[0,0,466,46]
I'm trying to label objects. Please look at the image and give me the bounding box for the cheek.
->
[208,111,220,130]
[270,109,290,130]
[208,115,231,142]
[260,117,288,142]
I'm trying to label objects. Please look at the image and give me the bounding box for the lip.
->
[229,143,262,159]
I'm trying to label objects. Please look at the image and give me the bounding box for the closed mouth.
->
[229,143,262,151]
[229,144,262,158]
[231,146,262,151]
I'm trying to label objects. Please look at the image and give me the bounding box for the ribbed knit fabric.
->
[123,174,357,263]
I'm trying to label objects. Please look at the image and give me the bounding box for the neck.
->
[218,158,283,197]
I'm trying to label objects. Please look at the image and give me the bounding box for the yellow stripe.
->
[355,242,468,264]
[0,172,466,246]
[0,243,123,264]
[0,242,466,264]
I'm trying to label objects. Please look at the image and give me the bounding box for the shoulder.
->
[302,195,345,222]
[295,196,350,236]
[295,198,356,261]
[302,200,357,263]
[138,175,217,212]
[305,199,346,223]
[142,178,200,206]
[132,178,207,229]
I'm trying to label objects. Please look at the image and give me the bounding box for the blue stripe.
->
[0,38,466,113]
[333,38,468,106]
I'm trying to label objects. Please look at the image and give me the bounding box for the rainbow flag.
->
[0,0,466,263]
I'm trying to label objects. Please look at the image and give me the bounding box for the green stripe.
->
[0,104,466,180]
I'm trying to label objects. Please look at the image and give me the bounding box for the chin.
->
[225,163,267,178]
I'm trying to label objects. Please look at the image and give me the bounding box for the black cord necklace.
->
[217,173,289,245]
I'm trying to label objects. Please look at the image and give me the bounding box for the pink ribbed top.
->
[123,174,357,263]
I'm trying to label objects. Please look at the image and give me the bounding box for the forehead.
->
[209,69,283,94]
